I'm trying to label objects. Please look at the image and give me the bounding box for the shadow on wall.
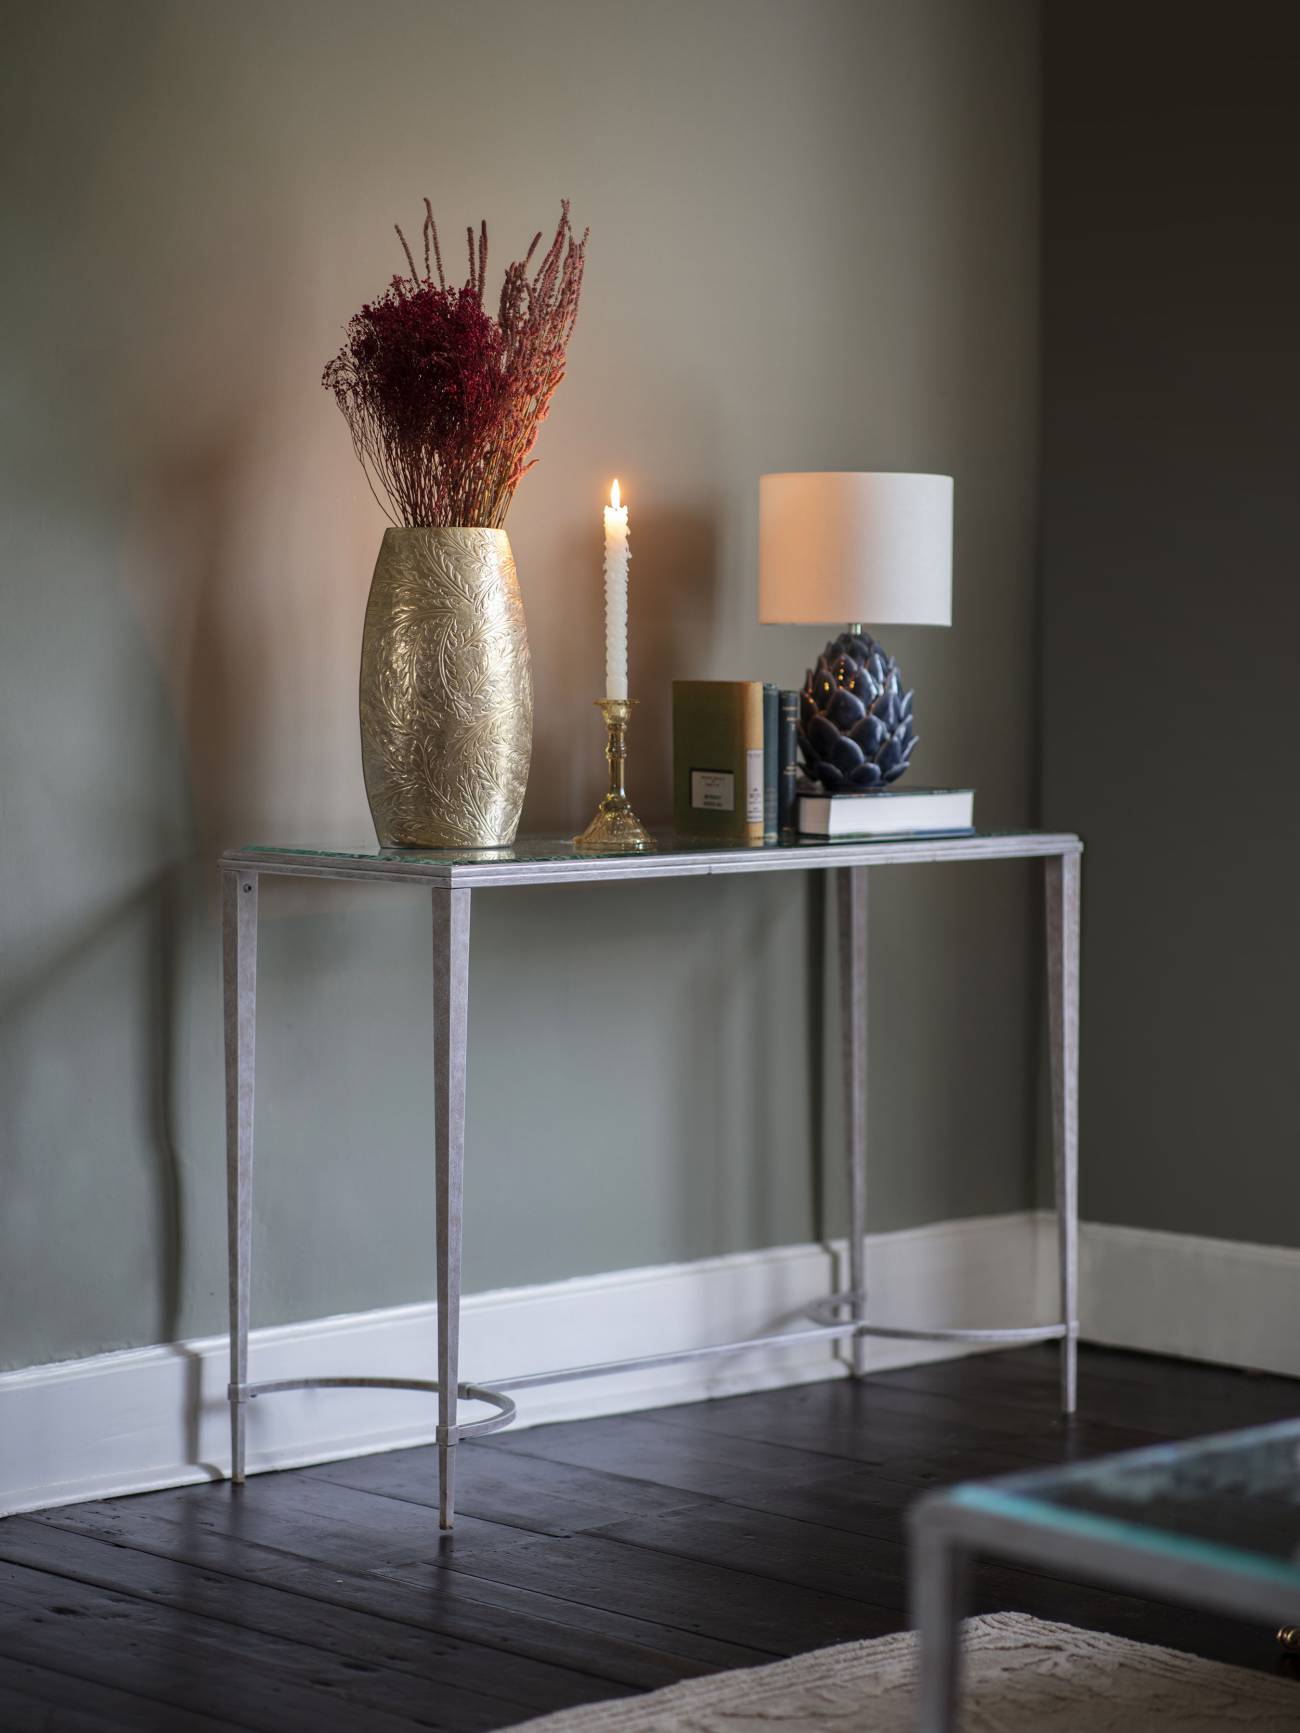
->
[123,413,280,866]
[526,503,719,832]
[668,870,821,1256]
[0,865,192,1352]
[181,441,275,866]
[114,415,282,1361]
[0,498,200,1366]
[2,255,290,1372]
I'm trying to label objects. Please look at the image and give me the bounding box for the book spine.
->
[777,689,799,837]
[743,682,765,843]
[762,684,779,843]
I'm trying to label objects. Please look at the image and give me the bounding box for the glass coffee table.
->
[909,1418,1300,1731]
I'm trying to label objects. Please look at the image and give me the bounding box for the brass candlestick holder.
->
[574,697,656,852]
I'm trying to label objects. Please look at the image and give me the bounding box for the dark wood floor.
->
[2,1345,1298,1731]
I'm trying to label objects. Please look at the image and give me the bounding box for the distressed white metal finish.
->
[1046,851,1081,1413]
[489,1320,863,1391]
[838,867,869,1377]
[433,887,471,1528]
[221,828,1083,1530]
[222,868,258,1483]
[221,831,1082,891]
[802,1303,1067,1346]
[244,1375,516,1438]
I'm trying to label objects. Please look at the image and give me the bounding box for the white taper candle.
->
[603,478,629,700]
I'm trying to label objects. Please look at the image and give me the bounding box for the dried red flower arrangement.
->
[324,201,587,528]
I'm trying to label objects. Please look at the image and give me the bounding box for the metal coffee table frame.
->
[909,1424,1300,1733]
[221,831,1081,1528]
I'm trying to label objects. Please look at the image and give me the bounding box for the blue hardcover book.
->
[762,683,779,843]
[777,688,799,836]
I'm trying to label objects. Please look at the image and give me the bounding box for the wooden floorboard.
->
[32,1495,764,1679]
[0,1653,245,1733]
[0,1519,632,1720]
[3,1345,1297,1729]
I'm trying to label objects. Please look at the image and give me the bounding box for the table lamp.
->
[759,472,953,791]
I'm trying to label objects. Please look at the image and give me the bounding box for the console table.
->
[221,831,1081,1529]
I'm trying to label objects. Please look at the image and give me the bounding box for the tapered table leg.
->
[912,1523,970,1733]
[1046,852,1080,1415]
[433,887,471,1529]
[838,866,869,1378]
[223,868,259,1483]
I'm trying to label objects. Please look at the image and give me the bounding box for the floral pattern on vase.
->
[359,526,533,848]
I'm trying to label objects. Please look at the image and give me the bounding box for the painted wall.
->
[1040,2,1300,1244]
[0,0,1043,1370]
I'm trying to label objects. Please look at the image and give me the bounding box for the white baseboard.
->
[16,1212,1289,1520]
[1076,1219,1300,1379]
[0,1211,1048,1516]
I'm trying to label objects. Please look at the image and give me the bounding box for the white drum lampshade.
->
[759,472,953,627]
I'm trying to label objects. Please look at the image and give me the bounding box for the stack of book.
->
[671,681,974,842]
[671,682,792,843]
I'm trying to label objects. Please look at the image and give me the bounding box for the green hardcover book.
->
[672,681,766,842]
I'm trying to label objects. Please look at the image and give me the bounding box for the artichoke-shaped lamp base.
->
[574,699,656,853]
[799,629,918,792]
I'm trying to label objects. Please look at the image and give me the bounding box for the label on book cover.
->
[746,749,764,823]
[691,769,734,812]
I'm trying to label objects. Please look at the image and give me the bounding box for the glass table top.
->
[235,828,1036,869]
[953,1417,1300,1589]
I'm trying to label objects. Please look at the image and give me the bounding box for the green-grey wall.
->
[0,0,1043,1371]
[1040,1,1300,1245]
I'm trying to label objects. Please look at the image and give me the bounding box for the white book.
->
[798,787,975,839]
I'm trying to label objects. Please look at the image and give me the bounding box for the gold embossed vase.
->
[359,527,533,848]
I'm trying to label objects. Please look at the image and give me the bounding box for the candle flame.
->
[610,478,621,510]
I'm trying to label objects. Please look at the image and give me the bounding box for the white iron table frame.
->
[221,831,1081,1529]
